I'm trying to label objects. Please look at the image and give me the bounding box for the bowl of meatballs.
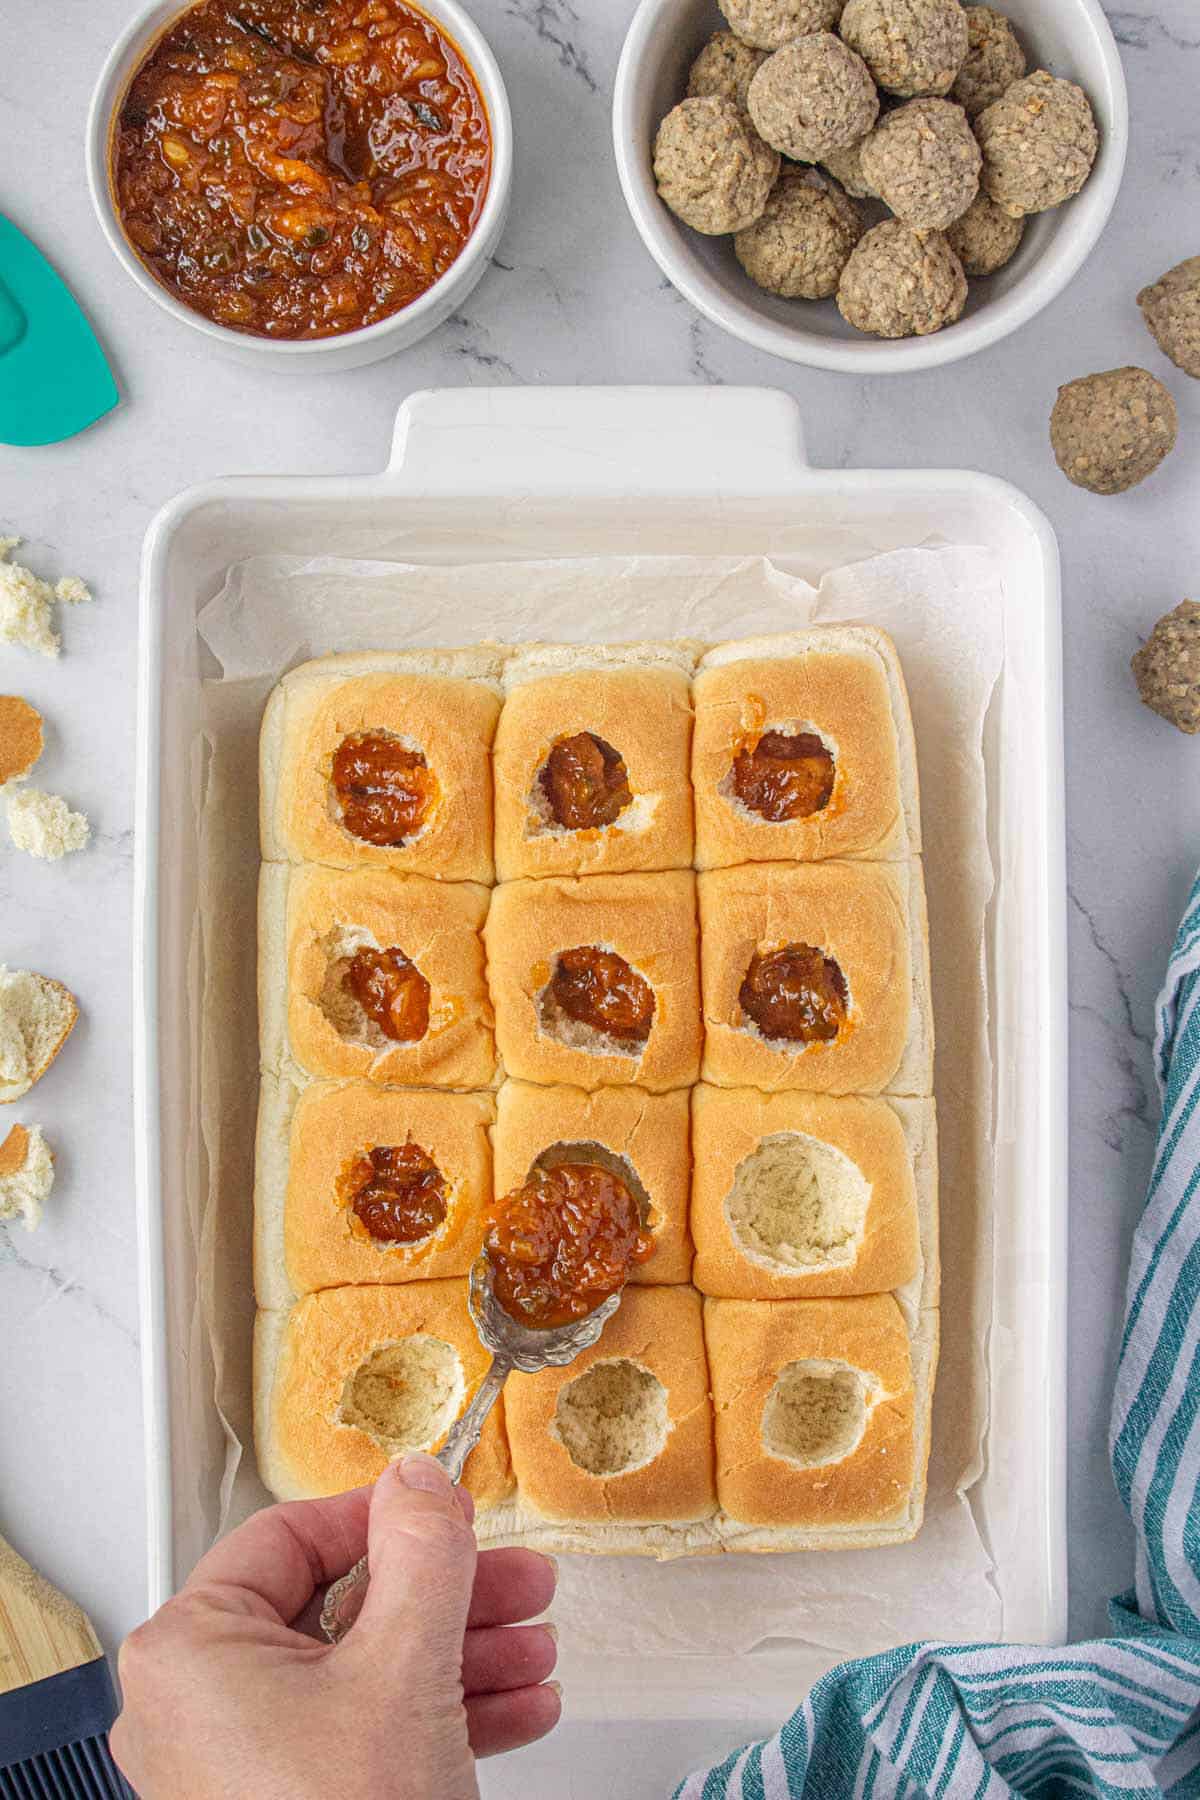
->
[613,0,1127,371]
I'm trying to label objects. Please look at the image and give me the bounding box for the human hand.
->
[112,1455,560,1800]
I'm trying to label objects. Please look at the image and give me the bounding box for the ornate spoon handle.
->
[320,1354,510,1644]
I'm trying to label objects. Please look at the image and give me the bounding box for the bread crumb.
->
[6,786,91,859]
[0,538,93,658]
[0,1122,54,1232]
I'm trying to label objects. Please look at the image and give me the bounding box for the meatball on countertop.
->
[1050,367,1178,495]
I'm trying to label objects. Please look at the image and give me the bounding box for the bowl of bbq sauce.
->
[87,0,511,368]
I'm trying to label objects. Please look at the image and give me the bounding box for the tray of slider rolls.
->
[252,629,937,1556]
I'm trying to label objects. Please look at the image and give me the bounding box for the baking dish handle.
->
[386,385,809,496]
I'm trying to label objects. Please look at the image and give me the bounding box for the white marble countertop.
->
[2,1,1199,1791]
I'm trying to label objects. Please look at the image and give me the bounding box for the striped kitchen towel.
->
[678,872,1200,1799]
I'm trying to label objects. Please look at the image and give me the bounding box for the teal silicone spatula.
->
[0,216,119,447]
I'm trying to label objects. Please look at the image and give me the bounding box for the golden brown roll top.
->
[254,1078,494,1304]
[705,1293,920,1531]
[261,863,495,1090]
[493,658,695,881]
[503,1287,716,1525]
[485,872,702,1093]
[690,1086,925,1301]
[261,660,502,882]
[255,1281,512,1508]
[698,858,932,1096]
[691,630,918,869]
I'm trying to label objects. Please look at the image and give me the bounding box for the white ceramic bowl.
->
[614,0,1127,373]
[86,0,512,371]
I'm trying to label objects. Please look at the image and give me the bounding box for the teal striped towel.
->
[679,874,1200,1799]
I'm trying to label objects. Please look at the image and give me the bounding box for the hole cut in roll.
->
[725,1131,870,1272]
[553,1358,670,1476]
[739,942,848,1045]
[761,1360,872,1468]
[337,1335,464,1455]
[726,723,836,823]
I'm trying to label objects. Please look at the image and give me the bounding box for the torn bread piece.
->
[0,697,44,785]
[6,787,91,859]
[0,967,79,1103]
[692,627,919,868]
[0,1122,54,1230]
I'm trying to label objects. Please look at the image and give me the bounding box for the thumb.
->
[354,1454,478,1669]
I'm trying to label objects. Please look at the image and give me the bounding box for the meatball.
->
[821,134,878,198]
[654,97,780,235]
[717,0,844,52]
[945,190,1024,274]
[859,98,980,230]
[687,31,768,111]
[837,218,967,336]
[838,0,969,97]
[735,167,866,297]
[748,33,879,162]
[1132,601,1200,735]
[976,70,1098,218]
[1050,368,1178,495]
[1138,257,1200,380]
[952,6,1026,116]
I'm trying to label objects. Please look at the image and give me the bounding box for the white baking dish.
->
[134,385,1067,1719]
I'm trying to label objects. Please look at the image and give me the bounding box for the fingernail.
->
[546,1680,563,1699]
[397,1452,452,1495]
[542,1622,558,1645]
[540,1553,559,1581]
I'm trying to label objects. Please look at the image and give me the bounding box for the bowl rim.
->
[85,0,513,359]
[612,0,1129,374]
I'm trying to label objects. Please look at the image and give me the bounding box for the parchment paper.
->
[190,548,1003,1711]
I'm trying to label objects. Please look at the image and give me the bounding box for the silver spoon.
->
[320,1252,624,1643]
